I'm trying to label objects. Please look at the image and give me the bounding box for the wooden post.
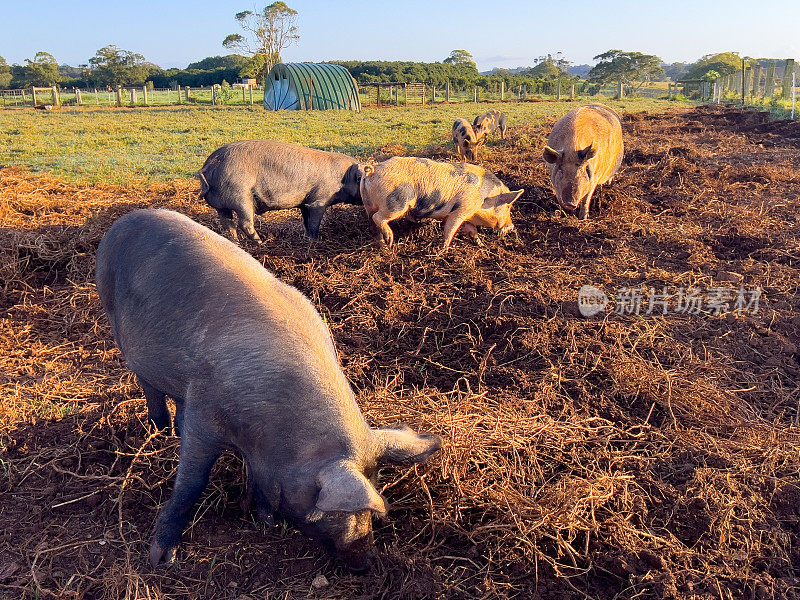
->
[474,87,477,103]
[432,86,436,103]
[752,64,762,98]
[177,85,182,104]
[741,60,746,104]
[74,88,81,106]
[31,87,37,105]
[212,85,217,105]
[249,85,254,105]
[186,86,191,102]
[446,80,450,103]
[404,83,408,106]
[52,86,60,107]
[130,88,137,106]
[744,68,752,100]
[22,89,27,105]
[500,80,504,101]
[571,83,575,100]
[143,86,148,106]
[422,85,426,105]
[116,87,123,106]
[617,81,623,99]
[556,78,562,101]
[783,59,795,99]
[765,62,776,99]
[93,88,98,105]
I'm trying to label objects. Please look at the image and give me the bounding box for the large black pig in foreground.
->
[95,209,442,572]
[198,140,363,241]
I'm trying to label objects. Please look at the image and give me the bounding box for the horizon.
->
[2,0,798,72]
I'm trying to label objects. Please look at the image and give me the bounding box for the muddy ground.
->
[1,105,800,599]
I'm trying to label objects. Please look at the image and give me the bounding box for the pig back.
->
[95,210,361,435]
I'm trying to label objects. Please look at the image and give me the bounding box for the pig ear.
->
[577,144,597,163]
[484,189,524,208]
[374,425,443,467]
[316,461,387,515]
[543,146,562,164]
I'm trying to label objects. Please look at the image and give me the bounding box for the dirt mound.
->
[1,105,799,599]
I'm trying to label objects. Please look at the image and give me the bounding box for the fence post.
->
[75,88,82,106]
[783,59,796,99]
[186,86,191,102]
[21,89,27,105]
[446,80,450,102]
[212,85,217,105]
[793,72,796,120]
[249,85,254,105]
[404,83,408,106]
[52,86,60,107]
[432,86,436,103]
[741,60,746,104]
[751,64,761,98]
[31,87,37,106]
[556,78,562,101]
[143,86,149,106]
[500,81,504,101]
[765,62,776,99]
[130,88,137,106]
[617,81,623,99]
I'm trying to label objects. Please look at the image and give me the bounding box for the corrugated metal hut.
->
[263,63,361,111]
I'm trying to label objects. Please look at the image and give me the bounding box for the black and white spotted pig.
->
[473,109,508,142]
[452,118,480,162]
[95,209,441,573]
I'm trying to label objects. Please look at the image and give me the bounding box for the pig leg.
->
[138,377,171,432]
[234,204,261,243]
[300,204,326,240]
[240,464,275,525]
[215,208,238,241]
[577,184,597,220]
[372,185,414,247]
[150,434,222,566]
[460,222,483,246]
[441,213,469,252]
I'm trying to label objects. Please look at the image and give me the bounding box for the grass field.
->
[0,99,678,184]
[3,101,800,599]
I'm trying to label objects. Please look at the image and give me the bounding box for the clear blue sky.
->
[2,0,798,70]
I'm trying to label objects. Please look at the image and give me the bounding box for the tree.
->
[681,52,747,81]
[443,50,476,68]
[589,50,664,88]
[223,2,299,82]
[88,46,154,87]
[0,56,11,89]
[16,52,60,87]
[187,55,248,71]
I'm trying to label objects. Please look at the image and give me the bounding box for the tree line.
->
[0,47,794,92]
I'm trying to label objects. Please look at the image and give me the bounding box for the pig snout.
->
[559,183,580,211]
[339,534,377,574]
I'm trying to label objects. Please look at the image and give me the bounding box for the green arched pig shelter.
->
[263,63,361,111]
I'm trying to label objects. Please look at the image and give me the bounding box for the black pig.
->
[95,209,441,572]
[198,140,363,241]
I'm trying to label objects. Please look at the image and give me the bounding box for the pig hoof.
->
[256,508,275,526]
[149,541,177,568]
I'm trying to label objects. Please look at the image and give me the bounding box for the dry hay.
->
[1,105,800,599]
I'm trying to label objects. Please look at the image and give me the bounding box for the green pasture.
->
[0,98,679,185]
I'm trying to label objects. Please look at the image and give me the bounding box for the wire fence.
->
[0,85,266,108]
